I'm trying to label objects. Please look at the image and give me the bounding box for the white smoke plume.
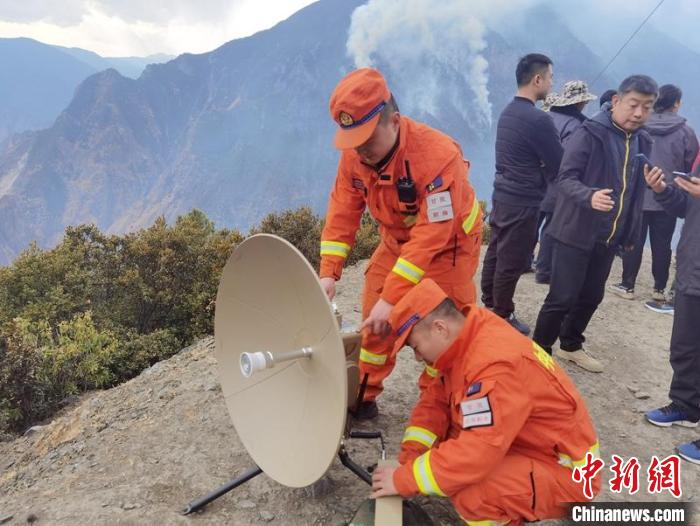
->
[347,0,537,130]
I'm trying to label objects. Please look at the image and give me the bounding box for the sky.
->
[0,0,319,57]
[0,0,697,58]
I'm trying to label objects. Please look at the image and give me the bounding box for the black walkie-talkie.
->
[397,160,417,204]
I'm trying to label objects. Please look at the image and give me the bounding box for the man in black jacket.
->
[533,75,659,372]
[644,161,700,464]
[481,53,563,335]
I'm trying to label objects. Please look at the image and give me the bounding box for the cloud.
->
[0,1,85,26]
[0,0,318,56]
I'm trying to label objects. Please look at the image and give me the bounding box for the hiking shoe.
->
[652,289,666,302]
[644,300,674,315]
[354,400,379,420]
[506,313,530,335]
[645,403,699,428]
[609,283,635,299]
[677,440,700,465]
[554,347,603,373]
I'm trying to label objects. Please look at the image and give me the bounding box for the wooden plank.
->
[374,459,403,526]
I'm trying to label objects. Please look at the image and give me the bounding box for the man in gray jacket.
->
[644,157,700,465]
[610,85,699,303]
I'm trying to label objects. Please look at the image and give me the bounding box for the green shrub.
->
[347,212,380,265]
[250,206,323,270]
[0,318,47,432]
[0,313,117,432]
[106,329,181,381]
[0,210,244,433]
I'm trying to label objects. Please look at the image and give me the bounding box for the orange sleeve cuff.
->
[393,463,419,497]
[380,275,413,305]
[319,256,344,280]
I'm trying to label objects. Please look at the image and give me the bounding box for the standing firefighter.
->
[319,68,482,419]
[371,279,601,524]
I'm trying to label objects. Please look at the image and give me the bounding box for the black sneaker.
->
[608,283,635,299]
[506,313,531,335]
[354,401,378,420]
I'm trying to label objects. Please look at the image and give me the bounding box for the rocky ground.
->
[1,251,699,525]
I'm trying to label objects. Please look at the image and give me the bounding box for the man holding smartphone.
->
[610,85,698,304]
[532,75,658,372]
[644,158,700,464]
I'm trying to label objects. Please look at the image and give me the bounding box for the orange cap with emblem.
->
[329,68,392,150]
[388,279,448,354]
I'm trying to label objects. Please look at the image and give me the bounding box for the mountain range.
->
[0,0,697,265]
[0,37,171,143]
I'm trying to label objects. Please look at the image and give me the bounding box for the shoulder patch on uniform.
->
[466,381,482,396]
[460,395,493,429]
[426,175,443,193]
[352,177,365,190]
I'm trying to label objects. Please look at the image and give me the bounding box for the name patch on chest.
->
[426,191,453,222]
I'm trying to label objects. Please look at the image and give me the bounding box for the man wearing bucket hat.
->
[319,68,483,419]
[370,279,601,524]
[536,81,597,284]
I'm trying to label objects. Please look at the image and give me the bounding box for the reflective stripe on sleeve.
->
[412,450,446,497]
[320,240,351,258]
[392,257,425,285]
[402,426,438,449]
[462,199,481,235]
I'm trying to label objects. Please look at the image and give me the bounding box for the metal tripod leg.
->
[338,446,372,485]
[181,465,263,515]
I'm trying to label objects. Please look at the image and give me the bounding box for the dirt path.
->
[0,251,698,525]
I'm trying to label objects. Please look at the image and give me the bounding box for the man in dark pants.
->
[533,75,659,372]
[481,53,562,335]
[644,160,700,465]
[610,84,698,302]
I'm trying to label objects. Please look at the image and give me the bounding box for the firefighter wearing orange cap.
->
[370,279,601,524]
[320,68,482,419]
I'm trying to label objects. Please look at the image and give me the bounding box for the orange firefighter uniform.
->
[388,279,601,525]
[321,68,482,401]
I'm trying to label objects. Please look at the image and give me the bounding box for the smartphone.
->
[672,171,694,183]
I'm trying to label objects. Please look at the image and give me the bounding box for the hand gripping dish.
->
[215,234,347,488]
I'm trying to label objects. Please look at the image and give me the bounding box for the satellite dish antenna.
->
[181,234,427,525]
[215,233,347,487]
